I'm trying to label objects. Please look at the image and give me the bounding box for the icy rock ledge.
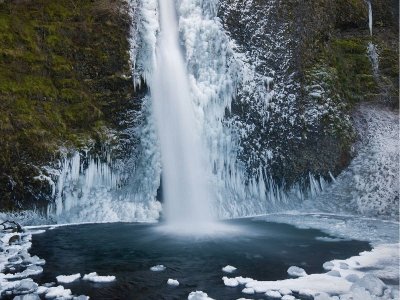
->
[56,273,81,284]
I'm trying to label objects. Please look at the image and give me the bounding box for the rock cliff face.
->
[219,0,398,188]
[0,0,138,210]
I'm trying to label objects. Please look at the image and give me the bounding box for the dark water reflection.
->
[30,219,371,300]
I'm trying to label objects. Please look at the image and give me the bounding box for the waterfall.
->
[43,0,325,224]
[151,0,213,227]
[367,0,373,36]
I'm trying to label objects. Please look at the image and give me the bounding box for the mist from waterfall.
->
[150,0,213,228]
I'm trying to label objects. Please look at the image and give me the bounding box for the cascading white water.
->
[367,0,373,36]
[151,0,213,228]
[38,0,397,225]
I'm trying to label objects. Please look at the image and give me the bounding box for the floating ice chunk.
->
[287,266,307,277]
[167,278,179,286]
[265,290,281,298]
[43,282,55,288]
[236,276,254,285]
[5,265,43,279]
[246,273,351,294]
[150,265,166,272]
[188,291,214,300]
[222,276,239,287]
[236,298,254,300]
[56,273,81,284]
[322,262,334,271]
[281,295,295,300]
[242,287,255,294]
[14,279,38,294]
[327,270,341,277]
[345,274,360,282]
[299,289,314,296]
[45,285,72,299]
[24,255,46,266]
[82,272,116,283]
[222,265,237,273]
[279,288,292,295]
[13,294,40,300]
[37,286,49,294]
[353,274,386,296]
[73,296,90,300]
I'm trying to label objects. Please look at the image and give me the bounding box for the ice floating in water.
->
[150,265,166,272]
[167,278,179,286]
[37,286,49,294]
[56,273,81,284]
[14,294,40,300]
[287,266,307,277]
[3,265,44,279]
[241,287,255,294]
[45,285,73,299]
[265,290,282,298]
[82,272,116,283]
[73,296,89,300]
[188,291,215,300]
[279,288,292,295]
[236,276,254,285]
[13,279,38,295]
[222,265,237,273]
[222,276,239,287]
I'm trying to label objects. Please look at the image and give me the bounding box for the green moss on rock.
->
[0,0,136,210]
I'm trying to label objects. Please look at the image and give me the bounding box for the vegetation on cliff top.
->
[0,0,136,210]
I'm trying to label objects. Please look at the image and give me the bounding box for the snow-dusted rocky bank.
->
[221,244,398,300]
[0,222,115,299]
[218,213,399,300]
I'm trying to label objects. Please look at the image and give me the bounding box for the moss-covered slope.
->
[0,0,136,210]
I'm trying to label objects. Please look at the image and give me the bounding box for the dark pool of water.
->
[30,219,371,300]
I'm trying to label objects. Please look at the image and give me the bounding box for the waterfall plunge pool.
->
[29,219,371,299]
